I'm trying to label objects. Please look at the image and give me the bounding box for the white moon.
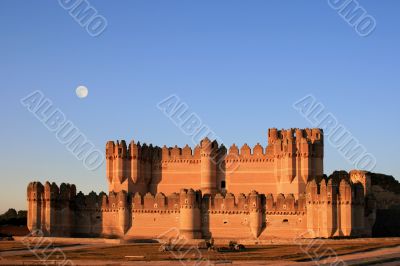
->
[76,86,89,98]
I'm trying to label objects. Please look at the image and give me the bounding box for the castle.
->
[27,128,376,239]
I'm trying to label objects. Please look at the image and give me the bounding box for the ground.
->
[1,237,400,265]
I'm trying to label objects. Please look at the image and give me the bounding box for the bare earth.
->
[1,237,400,265]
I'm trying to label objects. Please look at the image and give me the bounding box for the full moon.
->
[76,86,89,98]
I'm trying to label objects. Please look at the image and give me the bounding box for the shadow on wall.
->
[372,209,400,237]
[201,195,211,239]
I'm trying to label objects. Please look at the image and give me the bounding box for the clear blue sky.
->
[1,0,399,213]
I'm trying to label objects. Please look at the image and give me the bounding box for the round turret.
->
[268,128,278,144]
[179,189,202,239]
[248,191,262,238]
[27,182,44,233]
[106,141,115,158]
[200,138,218,194]
[117,190,129,236]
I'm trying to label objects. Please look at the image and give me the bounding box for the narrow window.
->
[221,181,226,189]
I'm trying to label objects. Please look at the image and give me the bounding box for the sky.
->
[0,0,399,213]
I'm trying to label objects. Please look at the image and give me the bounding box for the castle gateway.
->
[27,128,376,239]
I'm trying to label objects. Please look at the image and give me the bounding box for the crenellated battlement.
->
[27,173,375,239]
[267,128,323,158]
[305,170,369,205]
[105,128,324,197]
[225,143,273,160]
[106,140,162,161]
[268,128,323,144]
[130,191,180,212]
[265,193,306,213]
[105,127,323,162]
[27,127,377,239]
[28,182,307,214]
[105,139,224,162]
[304,170,374,238]
[161,145,202,161]
[27,182,44,201]
[208,191,305,214]
[27,181,76,202]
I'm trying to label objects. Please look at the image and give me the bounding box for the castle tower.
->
[129,141,149,195]
[270,128,283,188]
[311,128,324,180]
[200,138,218,194]
[129,140,139,184]
[319,180,330,238]
[216,145,227,193]
[61,183,75,236]
[115,140,128,184]
[106,140,134,194]
[59,183,71,236]
[248,190,263,238]
[325,178,338,237]
[306,179,318,238]
[299,129,311,188]
[274,129,297,194]
[267,128,323,197]
[352,182,365,236]
[268,128,278,145]
[107,139,158,195]
[284,129,296,184]
[349,170,375,236]
[179,189,202,239]
[117,190,130,236]
[43,182,58,236]
[339,179,352,236]
[106,141,115,185]
[27,182,44,233]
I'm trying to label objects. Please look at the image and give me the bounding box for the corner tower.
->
[268,128,323,196]
[106,140,160,195]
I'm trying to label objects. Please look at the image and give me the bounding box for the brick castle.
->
[27,128,376,239]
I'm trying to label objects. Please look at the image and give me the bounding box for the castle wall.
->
[154,161,201,194]
[260,214,308,238]
[74,208,102,236]
[224,154,277,195]
[224,128,323,197]
[105,128,323,198]
[302,171,374,238]
[206,213,253,238]
[27,128,376,240]
[128,212,180,238]
[27,176,374,239]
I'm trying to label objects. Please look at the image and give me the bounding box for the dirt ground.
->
[1,237,400,265]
